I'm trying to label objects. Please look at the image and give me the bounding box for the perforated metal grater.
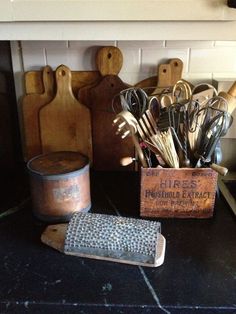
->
[41,212,166,267]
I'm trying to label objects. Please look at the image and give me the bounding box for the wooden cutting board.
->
[151,63,172,96]
[78,46,123,108]
[85,46,134,171]
[39,65,92,162]
[169,58,183,86]
[22,65,54,161]
[25,69,101,97]
[135,58,183,95]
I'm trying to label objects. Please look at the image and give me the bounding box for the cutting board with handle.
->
[169,58,183,86]
[22,65,55,161]
[78,46,124,108]
[86,46,134,171]
[25,70,101,97]
[39,65,92,162]
[135,58,183,95]
[151,63,172,96]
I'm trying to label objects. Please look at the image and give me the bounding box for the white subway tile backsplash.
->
[119,48,140,74]
[213,73,236,80]
[119,72,146,86]
[141,48,188,75]
[189,47,236,73]
[22,47,46,71]
[182,73,212,85]
[45,47,98,70]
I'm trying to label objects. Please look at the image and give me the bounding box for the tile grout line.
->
[99,183,170,314]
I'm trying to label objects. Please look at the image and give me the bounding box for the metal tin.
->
[27,151,91,222]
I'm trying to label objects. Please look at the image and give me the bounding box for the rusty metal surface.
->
[28,151,91,222]
[64,212,161,265]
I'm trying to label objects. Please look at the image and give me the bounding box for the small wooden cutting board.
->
[21,65,54,161]
[39,65,92,162]
[25,70,101,96]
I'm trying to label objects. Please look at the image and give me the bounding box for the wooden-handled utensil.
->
[39,65,92,162]
[22,65,54,161]
[218,81,236,114]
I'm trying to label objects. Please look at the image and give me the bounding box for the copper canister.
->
[27,151,91,222]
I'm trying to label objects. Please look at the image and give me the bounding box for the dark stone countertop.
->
[0,171,235,314]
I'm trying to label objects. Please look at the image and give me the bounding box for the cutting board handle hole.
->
[110,83,114,87]
[174,62,178,67]
[59,70,66,76]
[163,69,167,73]
[107,53,112,59]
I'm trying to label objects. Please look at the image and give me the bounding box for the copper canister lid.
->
[27,151,89,176]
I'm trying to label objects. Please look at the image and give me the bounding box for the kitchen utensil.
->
[113,111,148,167]
[116,87,149,119]
[39,65,92,162]
[41,212,166,267]
[194,107,232,175]
[22,65,54,161]
[218,80,236,114]
[83,46,134,171]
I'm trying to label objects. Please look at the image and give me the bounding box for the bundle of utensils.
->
[113,80,236,175]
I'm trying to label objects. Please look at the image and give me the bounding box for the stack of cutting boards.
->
[21,65,99,164]
[21,46,186,171]
[21,46,135,171]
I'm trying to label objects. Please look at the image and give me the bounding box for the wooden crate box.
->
[140,168,218,218]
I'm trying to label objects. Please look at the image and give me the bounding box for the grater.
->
[41,212,166,267]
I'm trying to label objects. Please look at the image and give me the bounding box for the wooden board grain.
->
[140,167,218,218]
[89,75,134,170]
[87,46,134,170]
[25,69,101,96]
[151,63,172,96]
[169,58,183,86]
[22,65,54,161]
[135,58,183,95]
[39,65,93,162]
